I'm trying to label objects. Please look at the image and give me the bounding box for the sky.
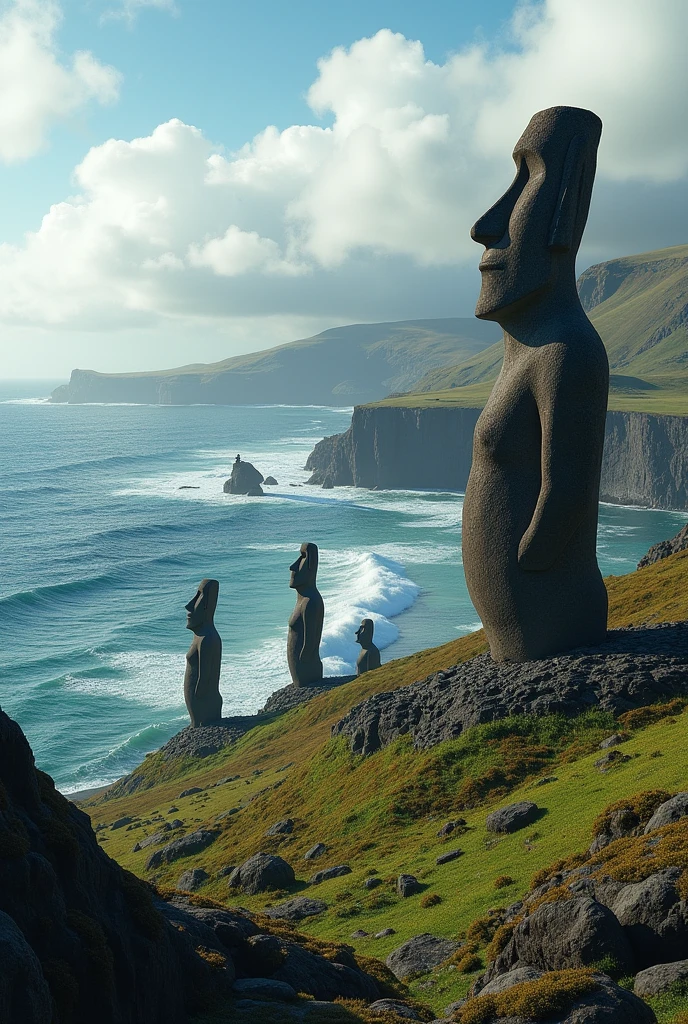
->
[0,0,687,378]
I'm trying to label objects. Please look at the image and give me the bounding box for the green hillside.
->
[50,317,500,407]
[408,244,688,415]
[83,551,688,1020]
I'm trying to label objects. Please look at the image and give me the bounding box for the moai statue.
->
[184,579,223,726]
[462,106,609,662]
[355,618,381,675]
[287,543,324,687]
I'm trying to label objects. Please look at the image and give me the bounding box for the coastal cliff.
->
[306,406,688,510]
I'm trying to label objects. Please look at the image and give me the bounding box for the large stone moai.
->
[462,106,609,662]
[287,543,324,687]
[184,579,223,726]
[355,618,381,676]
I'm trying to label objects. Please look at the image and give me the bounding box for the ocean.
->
[1,379,685,795]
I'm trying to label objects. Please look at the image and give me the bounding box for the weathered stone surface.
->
[364,877,383,890]
[265,818,294,836]
[437,819,466,837]
[228,853,295,894]
[436,849,463,865]
[0,911,52,1024]
[262,897,327,922]
[386,934,461,979]
[634,959,688,997]
[397,874,422,897]
[479,965,543,996]
[638,523,688,568]
[111,815,134,829]
[644,792,688,833]
[595,750,631,770]
[486,802,539,834]
[611,868,681,966]
[223,459,264,495]
[264,476,278,486]
[304,843,327,860]
[232,977,297,1001]
[310,864,351,885]
[271,942,379,1002]
[176,868,209,891]
[332,623,688,754]
[260,679,354,715]
[179,787,203,798]
[368,999,423,1020]
[146,830,218,870]
[376,928,396,938]
[599,734,626,749]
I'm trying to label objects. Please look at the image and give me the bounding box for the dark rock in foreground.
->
[486,801,540,834]
[333,623,688,754]
[638,522,688,568]
[310,864,351,885]
[386,934,461,979]
[634,959,688,997]
[262,897,327,922]
[229,853,295,894]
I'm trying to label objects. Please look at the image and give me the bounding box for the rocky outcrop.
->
[333,622,688,754]
[638,523,688,568]
[386,934,461,979]
[228,853,296,894]
[223,460,264,495]
[306,406,688,510]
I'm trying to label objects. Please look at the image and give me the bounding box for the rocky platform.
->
[260,676,356,715]
[332,623,688,754]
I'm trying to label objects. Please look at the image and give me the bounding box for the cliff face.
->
[306,407,688,510]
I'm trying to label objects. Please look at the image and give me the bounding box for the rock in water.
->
[223,459,264,495]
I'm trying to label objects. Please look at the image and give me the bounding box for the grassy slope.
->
[83,551,688,1020]
[401,244,688,416]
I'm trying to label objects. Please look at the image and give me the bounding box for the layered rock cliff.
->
[306,407,688,510]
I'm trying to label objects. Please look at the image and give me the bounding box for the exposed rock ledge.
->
[332,622,688,755]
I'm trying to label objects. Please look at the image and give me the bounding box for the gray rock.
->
[397,874,422,897]
[132,824,173,852]
[146,829,218,870]
[595,750,631,769]
[638,523,688,569]
[364,876,383,890]
[0,910,52,1024]
[437,819,466,837]
[486,802,539,834]
[351,930,369,938]
[310,864,351,884]
[111,815,134,829]
[217,864,236,877]
[657,899,688,958]
[611,868,681,965]
[270,941,379,1002]
[534,776,558,787]
[488,896,634,978]
[644,792,688,833]
[232,977,297,1001]
[634,959,688,997]
[436,849,463,865]
[479,966,544,996]
[264,476,278,486]
[265,818,294,836]
[228,853,295,895]
[332,623,688,754]
[179,787,203,798]
[223,459,264,495]
[599,734,627,748]
[304,843,327,860]
[386,934,461,979]
[262,897,327,922]
[368,999,423,1020]
[375,928,396,938]
[176,868,209,891]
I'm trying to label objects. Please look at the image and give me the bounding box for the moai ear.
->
[548,133,586,252]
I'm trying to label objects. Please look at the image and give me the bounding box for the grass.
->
[81,550,688,1019]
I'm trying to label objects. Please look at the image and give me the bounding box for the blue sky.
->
[0,0,687,376]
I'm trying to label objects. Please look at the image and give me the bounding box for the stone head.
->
[289,543,318,590]
[185,578,219,631]
[355,618,374,647]
[471,106,602,321]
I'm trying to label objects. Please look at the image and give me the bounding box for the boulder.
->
[271,942,379,1002]
[436,819,466,837]
[228,853,295,895]
[486,801,539,834]
[599,734,627,749]
[146,830,218,870]
[364,877,383,890]
[634,959,688,997]
[611,868,681,966]
[265,819,294,836]
[386,934,461,980]
[368,999,423,1020]
[436,849,463,865]
[262,897,327,923]
[0,911,52,1024]
[310,864,351,884]
[223,460,264,495]
[176,868,209,891]
[644,792,688,833]
[375,929,396,938]
[217,864,236,878]
[479,965,544,996]
[490,897,634,978]
[595,750,631,770]
[264,477,278,486]
[304,843,327,860]
[179,787,203,798]
[232,977,297,1001]
[474,974,654,1024]
[397,874,422,897]
[657,900,688,959]
[111,815,134,829]
[351,930,369,938]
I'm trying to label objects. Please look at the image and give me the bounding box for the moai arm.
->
[518,353,606,573]
[301,607,319,661]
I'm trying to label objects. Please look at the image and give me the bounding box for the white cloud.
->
[102,0,178,24]
[1,0,688,352]
[0,0,120,163]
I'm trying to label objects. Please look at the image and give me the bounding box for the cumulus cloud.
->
[2,0,688,345]
[0,0,120,163]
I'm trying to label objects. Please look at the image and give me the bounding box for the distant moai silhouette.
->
[184,579,223,726]
[287,543,324,686]
[355,618,381,675]
[462,106,609,662]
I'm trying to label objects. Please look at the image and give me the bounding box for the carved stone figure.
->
[287,543,324,687]
[462,106,609,662]
[355,618,381,675]
[184,579,223,726]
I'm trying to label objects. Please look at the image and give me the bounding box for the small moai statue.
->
[355,618,381,675]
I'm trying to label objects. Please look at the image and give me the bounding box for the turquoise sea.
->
[1,379,685,795]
